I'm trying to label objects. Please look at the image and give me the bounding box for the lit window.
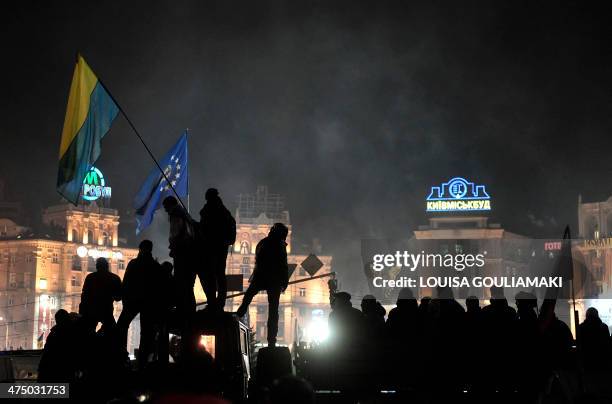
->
[299,288,306,297]
[52,252,59,264]
[71,275,80,287]
[240,241,250,255]
[39,278,47,290]
[72,255,82,271]
[87,257,96,272]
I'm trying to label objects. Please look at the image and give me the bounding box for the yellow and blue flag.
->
[57,55,119,204]
[134,133,188,234]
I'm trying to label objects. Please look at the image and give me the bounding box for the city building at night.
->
[571,195,612,331]
[0,201,138,350]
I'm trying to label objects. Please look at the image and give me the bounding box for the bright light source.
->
[199,334,216,358]
[38,278,48,290]
[113,251,123,260]
[76,246,88,258]
[307,319,329,343]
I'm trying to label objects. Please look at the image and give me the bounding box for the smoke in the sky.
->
[1,0,611,292]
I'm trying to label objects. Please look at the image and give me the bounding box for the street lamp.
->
[0,317,6,351]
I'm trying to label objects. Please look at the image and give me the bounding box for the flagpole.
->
[186,128,190,214]
[96,78,188,212]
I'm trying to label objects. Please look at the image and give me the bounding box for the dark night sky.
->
[1,1,611,292]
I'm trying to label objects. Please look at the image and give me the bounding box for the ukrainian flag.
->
[57,55,119,204]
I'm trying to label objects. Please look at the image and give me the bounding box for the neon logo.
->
[426,177,491,212]
[82,166,112,201]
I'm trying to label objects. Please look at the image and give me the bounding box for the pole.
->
[186,128,190,214]
[196,272,336,307]
[96,78,188,212]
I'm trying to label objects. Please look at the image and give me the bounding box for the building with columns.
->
[0,201,138,350]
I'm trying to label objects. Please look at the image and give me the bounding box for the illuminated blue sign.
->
[426,177,491,212]
[82,166,112,201]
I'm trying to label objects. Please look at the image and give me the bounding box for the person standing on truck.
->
[198,188,236,311]
[117,239,165,368]
[163,196,197,349]
[236,223,289,347]
[79,257,121,334]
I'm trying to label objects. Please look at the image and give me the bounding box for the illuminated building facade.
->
[193,186,333,346]
[571,195,612,332]
[0,202,138,350]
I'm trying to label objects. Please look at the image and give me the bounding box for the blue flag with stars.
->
[134,133,188,234]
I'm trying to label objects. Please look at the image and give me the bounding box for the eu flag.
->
[134,133,188,234]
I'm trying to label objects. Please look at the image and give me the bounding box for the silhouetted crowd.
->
[316,285,612,402]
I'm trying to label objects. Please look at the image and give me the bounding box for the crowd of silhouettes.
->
[322,285,612,401]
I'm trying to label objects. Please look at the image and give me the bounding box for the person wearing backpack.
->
[199,188,236,311]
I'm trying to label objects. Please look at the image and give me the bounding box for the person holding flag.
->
[133,133,197,348]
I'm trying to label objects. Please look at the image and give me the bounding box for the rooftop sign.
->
[426,177,491,212]
[82,166,111,201]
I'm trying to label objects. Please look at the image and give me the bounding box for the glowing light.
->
[199,335,216,358]
[306,318,329,342]
[76,246,88,258]
[82,166,112,202]
[38,279,48,290]
[77,246,123,260]
[426,177,491,212]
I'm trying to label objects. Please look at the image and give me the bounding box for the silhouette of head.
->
[96,257,109,272]
[270,375,315,404]
[161,261,173,274]
[55,309,70,326]
[270,223,289,241]
[466,296,480,312]
[162,196,178,213]
[205,188,220,202]
[139,239,153,254]
[420,296,431,308]
[333,291,352,309]
[586,307,600,321]
[361,295,377,312]
[515,291,537,312]
[436,286,454,299]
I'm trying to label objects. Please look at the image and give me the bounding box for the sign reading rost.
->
[82,166,111,201]
[426,177,491,212]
